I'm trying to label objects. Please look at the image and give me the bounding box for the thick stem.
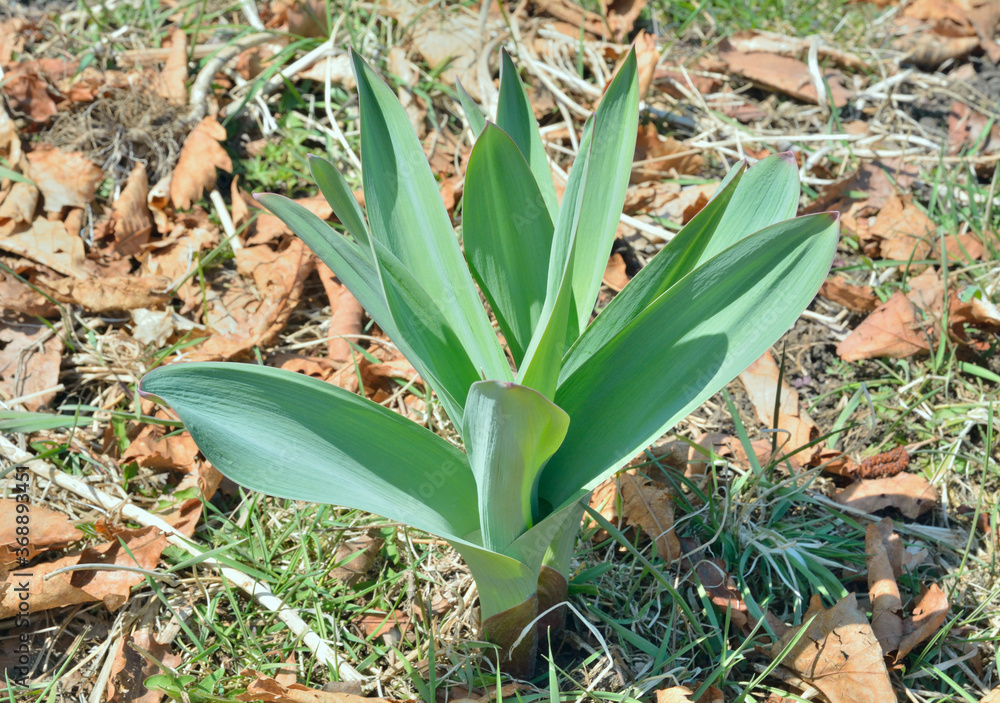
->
[536,564,568,636]
[535,496,587,636]
[482,594,539,678]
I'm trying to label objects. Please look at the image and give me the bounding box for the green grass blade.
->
[539,213,841,507]
[496,49,559,222]
[139,362,479,543]
[308,155,371,250]
[463,381,569,552]
[351,50,508,382]
[464,124,555,363]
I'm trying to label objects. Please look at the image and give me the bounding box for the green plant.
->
[140,47,839,676]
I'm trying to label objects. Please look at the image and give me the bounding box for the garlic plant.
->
[140,48,839,676]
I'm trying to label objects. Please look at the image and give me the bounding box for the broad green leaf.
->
[351,51,509,383]
[496,50,559,222]
[254,194,390,332]
[370,237,494,424]
[308,155,371,250]
[538,213,840,508]
[561,152,802,381]
[139,362,480,542]
[559,164,746,380]
[463,381,569,553]
[464,124,554,363]
[563,48,639,335]
[515,119,594,398]
[455,79,486,137]
[256,193,470,421]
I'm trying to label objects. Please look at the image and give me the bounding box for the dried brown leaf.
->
[157,28,188,105]
[819,275,879,312]
[0,182,39,223]
[329,531,384,585]
[603,0,647,40]
[769,593,894,703]
[107,628,182,703]
[897,583,949,660]
[632,124,702,183]
[0,526,168,617]
[26,145,102,213]
[0,319,62,410]
[739,349,820,462]
[866,519,904,658]
[619,471,681,562]
[193,238,314,360]
[869,194,934,263]
[317,263,364,362]
[834,473,938,519]
[169,117,233,210]
[718,40,853,107]
[695,558,750,630]
[237,668,403,702]
[38,274,171,313]
[602,253,630,292]
[0,216,90,278]
[111,163,153,256]
[837,268,944,361]
[0,499,81,569]
[980,687,1000,703]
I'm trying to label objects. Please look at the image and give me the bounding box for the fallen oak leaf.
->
[619,470,681,562]
[0,181,39,223]
[819,275,879,313]
[738,349,820,463]
[110,163,154,256]
[169,116,233,210]
[237,668,405,702]
[896,582,949,662]
[632,123,702,183]
[868,194,934,264]
[980,687,1000,703]
[156,28,188,106]
[317,263,364,362]
[769,593,895,703]
[35,274,171,313]
[718,39,853,108]
[0,525,169,617]
[694,558,750,630]
[866,519,904,659]
[0,499,82,568]
[0,217,90,278]
[834,472,938,519]
[655,684,724,703]
[0,318,62,410]
[837,268,944,361]
[106,627,182,703]
[26,144,103,213]
[328,530,384,586]
[602,252,630,292]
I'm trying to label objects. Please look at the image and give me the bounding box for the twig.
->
[0,436,366,683]
[187,33,277,124]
